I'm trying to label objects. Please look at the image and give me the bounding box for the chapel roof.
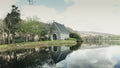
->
[53,22,69,34]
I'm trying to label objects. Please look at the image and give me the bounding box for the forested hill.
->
[77,31,115,37]
[67,27,120,40]
[67,27,115,37]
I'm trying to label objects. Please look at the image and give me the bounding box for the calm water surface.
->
[0,43,120,68]
[54,45,120,68]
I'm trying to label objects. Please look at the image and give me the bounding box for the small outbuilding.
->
[50,21,69,40]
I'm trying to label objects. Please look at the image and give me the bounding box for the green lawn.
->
[0,40,76,52]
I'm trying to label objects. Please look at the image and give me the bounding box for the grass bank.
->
[0,40,76,52]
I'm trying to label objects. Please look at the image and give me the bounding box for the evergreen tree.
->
[4,5,21,44]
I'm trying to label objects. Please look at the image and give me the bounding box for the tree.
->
[0,19,5,44]
[4,5,21,44]
[70,32,83,43]
[19,18,50,42]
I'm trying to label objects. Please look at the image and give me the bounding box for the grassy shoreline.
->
[0,40,76,52]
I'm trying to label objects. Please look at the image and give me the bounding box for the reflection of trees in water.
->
[0,43,82,68]
[0,48,51,68]
[84,40,120,46]
[82,35,120,45]
[70,42,82,50]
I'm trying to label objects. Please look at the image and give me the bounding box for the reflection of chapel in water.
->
[0,22,81,68]
[49,21,70,63]
[50,21,70,52]
[49,46,71,63]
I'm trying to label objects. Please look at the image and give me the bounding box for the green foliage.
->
[65,38,76,41]
[70,32,83,43]
[15,37,26,43]
[0,19,4,31]
[19,20,42,34]
[4,5,21,33]
[19,18,50,41]
[4,5,21,44]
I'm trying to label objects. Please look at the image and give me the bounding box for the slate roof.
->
[53,22,69,34]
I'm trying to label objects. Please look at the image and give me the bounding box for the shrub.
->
[69,32,83,43]
[65,38,76,41]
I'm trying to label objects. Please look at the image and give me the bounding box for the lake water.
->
[54,46,120,68]
[0,43,120,68]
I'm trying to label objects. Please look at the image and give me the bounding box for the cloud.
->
[56,46,120,68]
[64,0,69,3]
[58,0,120,34]
[1,0,120,34]
[20,5,59,22]
[64,0,72,3]
[0,0,18,18]
[20,0,118,34]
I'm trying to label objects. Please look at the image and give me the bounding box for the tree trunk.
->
[2,37,5,44]
[8,30,11,44]
[12,33,15,44]
[0,33,2,44]
[25,34,28,42]
[26,37,28,42]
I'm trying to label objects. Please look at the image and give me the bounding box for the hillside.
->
[76,31,115,37]
[67,27,116,37]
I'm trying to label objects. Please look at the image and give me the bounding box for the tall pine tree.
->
[4,5,21,44]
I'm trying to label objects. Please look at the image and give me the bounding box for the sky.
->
[0,0,120,35]
[55,46,120,68]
